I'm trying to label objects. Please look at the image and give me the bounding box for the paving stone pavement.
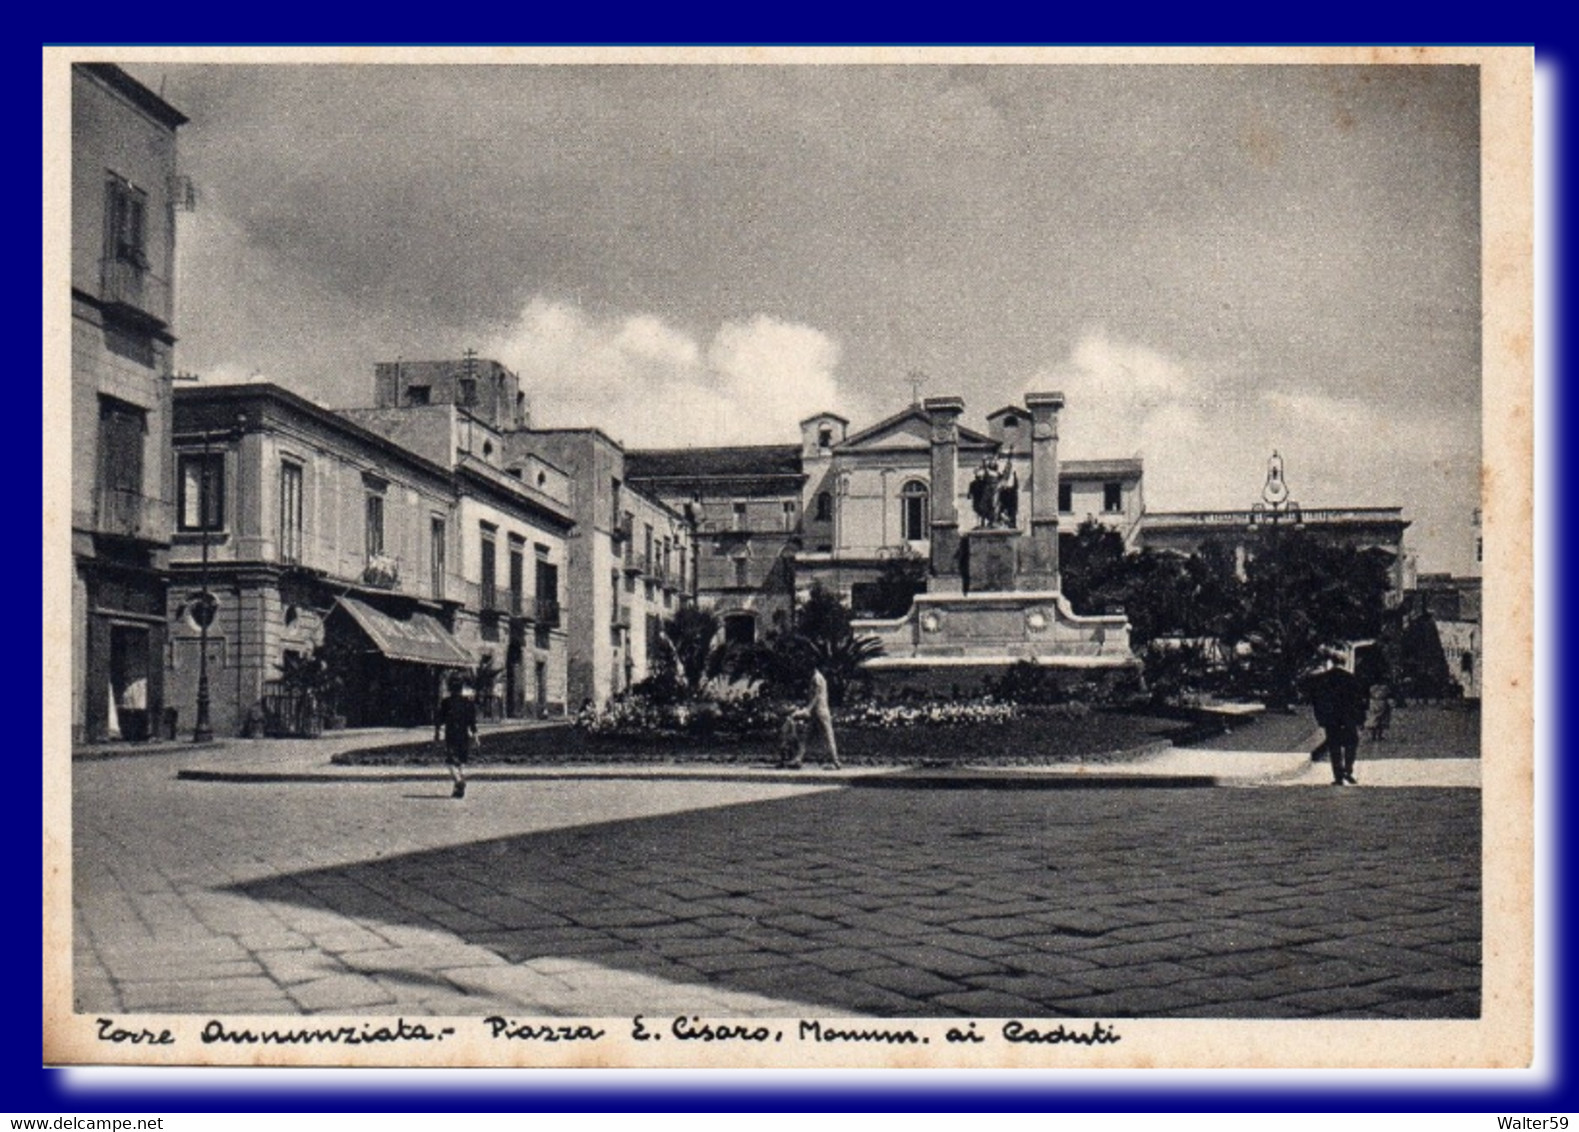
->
[70,746,1480,1021]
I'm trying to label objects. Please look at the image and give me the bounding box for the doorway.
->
[108,624,150,740]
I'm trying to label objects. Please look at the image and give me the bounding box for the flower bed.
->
[332,704,1187,767]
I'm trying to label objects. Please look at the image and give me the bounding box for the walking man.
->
[435,673,478,798]
[798,666,842,769]
[1308,653,1368,786]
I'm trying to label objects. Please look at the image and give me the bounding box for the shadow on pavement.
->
[227,786,1480,1019]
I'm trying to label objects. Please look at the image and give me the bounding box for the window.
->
[178,452,225,532]
[733,556,749,587]
[815,492,833,522]
[644,523,654,572]
[535,558,558,622]
[105,176,148,269]
[509,537,526,614]
[900,480,929,542]
[480,526,497,607]
[97,397,145,522]
[457,378,478,407]
[1476,537,1483,564]
[405,385,431,406]
[1058,482,1073,514]
[782,500,798,531]
[279,461,304,564]
[1103,482,1123,513]
[430,517,446,600]
[611,478,623,529]
[733,501,747,530]
[817,426,833,451]
[364,494,385,556]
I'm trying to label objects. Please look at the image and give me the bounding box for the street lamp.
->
[191,411,246,743]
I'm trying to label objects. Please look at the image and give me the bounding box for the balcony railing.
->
[614,602,632,628]
[362,553,401,589]
[535,597,561,627]
[1143,507,1406,528]
[695,517,793,535]
[94,489,168,541]
[99,258,172,325]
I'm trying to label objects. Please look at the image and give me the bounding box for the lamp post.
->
[191,411,245,743]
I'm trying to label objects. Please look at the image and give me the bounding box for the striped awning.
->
[337,597,473,667]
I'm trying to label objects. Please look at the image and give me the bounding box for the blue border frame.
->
[26,14,1571,1112]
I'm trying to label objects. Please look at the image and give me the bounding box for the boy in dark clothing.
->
[435,675,478,798]
[1308,660,1369,786]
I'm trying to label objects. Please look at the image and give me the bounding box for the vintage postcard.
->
[43,45,1534,1070]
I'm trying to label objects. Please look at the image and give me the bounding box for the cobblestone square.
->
[71,746,1480,1020]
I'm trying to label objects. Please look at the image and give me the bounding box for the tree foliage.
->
[1059,518,1395,704]
[749,584,884,706]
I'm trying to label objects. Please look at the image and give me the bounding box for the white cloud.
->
[483,298,844,448]
[1027,330,1480,572]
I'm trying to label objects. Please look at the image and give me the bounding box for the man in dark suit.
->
[1308,655,1369,786]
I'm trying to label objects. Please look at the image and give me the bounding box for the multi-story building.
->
[522,427,691,708]
[167,383,477,735]
[623,444,803,646]
[1136,452,1412,592]
[369,355,692,710]
[346,360,575,719]
[70,64,187,743]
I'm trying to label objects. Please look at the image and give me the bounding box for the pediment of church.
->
[841,406,998,452]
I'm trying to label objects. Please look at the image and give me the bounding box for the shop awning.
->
[336,597,474,667]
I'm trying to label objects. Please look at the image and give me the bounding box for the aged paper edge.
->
[40,43,1535,1071]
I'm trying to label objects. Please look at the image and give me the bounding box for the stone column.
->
[1020,392,1065,591]
[923,396,965,593]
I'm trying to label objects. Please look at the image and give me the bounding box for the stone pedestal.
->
[964,528,1019,593]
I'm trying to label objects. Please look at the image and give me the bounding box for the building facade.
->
[523,427,692,709]
[167,384,474,736]
[70,64,187,743]
[347,368,576,719]
[1136,452,1412,593]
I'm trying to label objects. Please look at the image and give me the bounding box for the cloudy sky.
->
[122,61,1482,573]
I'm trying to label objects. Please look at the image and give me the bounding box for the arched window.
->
[900,480,929,542]
[723,612,757,646]
[815,491,833,522]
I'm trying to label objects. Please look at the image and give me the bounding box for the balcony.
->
[362,553,402,589]
[696,517,792,536]
[94,489,168,541]
[535,597,561,627]
[613,601,632,628]
[99,258,171,328]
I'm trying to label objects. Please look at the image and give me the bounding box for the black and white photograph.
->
[44,46,1533,1069]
